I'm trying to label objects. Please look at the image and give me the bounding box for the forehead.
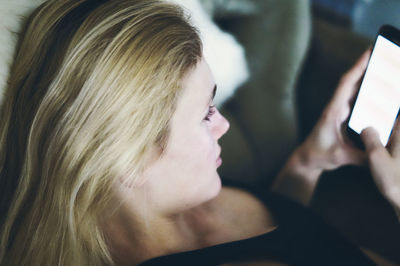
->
[175,58,215,115]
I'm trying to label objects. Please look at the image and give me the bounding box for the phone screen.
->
[348,35,400,146]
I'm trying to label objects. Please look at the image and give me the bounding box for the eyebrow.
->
[206,84,217,108]
[212,84,217,100]
[206,84,217,106]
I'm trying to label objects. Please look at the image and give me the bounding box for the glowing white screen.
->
[348,35,400,146]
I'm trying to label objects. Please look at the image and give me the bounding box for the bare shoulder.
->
[188,186,283,265]
[218,186,276,229]
[201,185,277,244]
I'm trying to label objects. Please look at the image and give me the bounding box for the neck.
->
[104,201,217,265]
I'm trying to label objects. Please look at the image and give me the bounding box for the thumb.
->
[361,127,394,201]
[360,126,389,175]
[360,127,391,169]
[361,127,384,153]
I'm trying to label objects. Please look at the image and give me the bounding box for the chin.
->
[208,173,222,200]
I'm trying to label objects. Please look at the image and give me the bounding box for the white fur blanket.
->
[0,0,248,106]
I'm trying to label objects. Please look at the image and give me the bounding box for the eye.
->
[204,105,216,122]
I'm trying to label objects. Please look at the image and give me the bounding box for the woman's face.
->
[142,58,230,214]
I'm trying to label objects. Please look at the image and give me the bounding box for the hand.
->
[361,125,400,211]
[296,49,371,171]
[272,50,371,206]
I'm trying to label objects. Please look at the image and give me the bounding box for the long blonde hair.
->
[0,0,202,265]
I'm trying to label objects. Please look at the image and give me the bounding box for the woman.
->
[0,0,398,265]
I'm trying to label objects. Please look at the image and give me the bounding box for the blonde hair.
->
[0,0,202,265]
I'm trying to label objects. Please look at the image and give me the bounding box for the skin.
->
[106,58,276,265]
[140,58,229,215]
[272,49,371,205]
[272,49,399,265]
[107,51,400,265]
[273,48,400,219]
[361,126,400,219]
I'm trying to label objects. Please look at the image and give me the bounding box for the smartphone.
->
[347,25,400,148]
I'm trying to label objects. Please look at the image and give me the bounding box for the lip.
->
[216,145,222,167]
[216,157,222,167]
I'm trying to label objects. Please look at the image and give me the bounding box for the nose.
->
[212,108,230,140]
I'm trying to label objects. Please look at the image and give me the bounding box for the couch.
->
[1,0,398,263]
[212,0,400,263]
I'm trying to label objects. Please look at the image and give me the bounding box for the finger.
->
[341,49,371,86]
[361,127,383,151]
[344,146,367,166]
[388,116,400,157]
[360,127,391,164]
[336,49,371,100]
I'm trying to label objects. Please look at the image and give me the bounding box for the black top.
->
[139,181,375,266]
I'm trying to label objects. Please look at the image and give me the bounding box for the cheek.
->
[173,128,216,171]
[190,129,215,161]
[142,128,220,212]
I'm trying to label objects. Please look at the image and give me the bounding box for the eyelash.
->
[204,105,216,121]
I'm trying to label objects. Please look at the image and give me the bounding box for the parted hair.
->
[0,0,202,265]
